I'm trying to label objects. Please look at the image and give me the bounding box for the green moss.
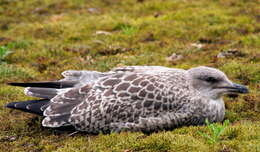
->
[0,0,259,151]
[0,64,34,83]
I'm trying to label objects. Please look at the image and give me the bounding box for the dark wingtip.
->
[8,82,29,87]
[8,82,18,86]
[8,81,76,88]
[5,99,49,116]
[5,102,18,109]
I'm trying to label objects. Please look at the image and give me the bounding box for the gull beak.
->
[217,83,249,94]
[230,83,249,94]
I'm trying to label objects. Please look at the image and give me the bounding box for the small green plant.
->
[198,119,230,144]
[0,46,12,63]
[121,25,138,36]
[113,23,138,36]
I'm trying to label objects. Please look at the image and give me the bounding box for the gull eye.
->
[204,77,218,83]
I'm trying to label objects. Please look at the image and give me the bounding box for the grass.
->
[119,24,139,36]
[0,46,12,63]
[198,119,230,144]
[0,0,259,151]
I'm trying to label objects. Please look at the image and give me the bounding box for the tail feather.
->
[8,81,77,89]
[6,99,50,116]
[42,115,71,127]
[6,100,75,130]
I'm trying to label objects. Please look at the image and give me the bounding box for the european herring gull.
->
[6,66,249,133]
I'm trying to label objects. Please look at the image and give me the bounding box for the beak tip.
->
[242,88,249,94]
[233,83,249,94]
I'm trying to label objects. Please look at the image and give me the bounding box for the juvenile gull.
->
[6,66,249,133]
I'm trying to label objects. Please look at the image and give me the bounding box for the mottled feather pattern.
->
[7,66,240,133]
[42,68,205,133]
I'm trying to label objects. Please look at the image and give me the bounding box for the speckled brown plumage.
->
[6,66,249,133]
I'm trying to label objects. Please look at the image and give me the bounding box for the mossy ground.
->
[0,0,259,151]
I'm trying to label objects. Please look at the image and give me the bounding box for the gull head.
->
[187,66,249,100]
